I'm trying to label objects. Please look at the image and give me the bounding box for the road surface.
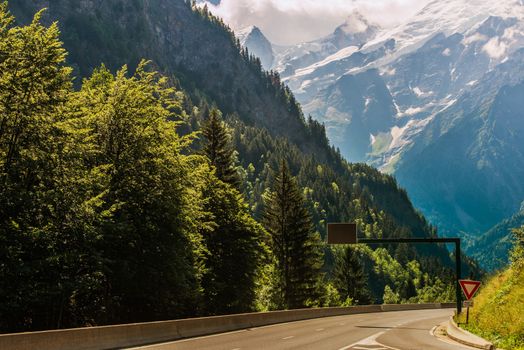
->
[129,309,477,350]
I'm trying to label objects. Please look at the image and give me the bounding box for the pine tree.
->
[201,108,241,188]
[333,247,371,305]
[200,174,267,315]
[200,109,266,315]
[263,161,323,309]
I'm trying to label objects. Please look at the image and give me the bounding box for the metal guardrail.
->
[0,303,456,350]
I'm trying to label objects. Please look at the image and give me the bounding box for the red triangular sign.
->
[459,279,481,300]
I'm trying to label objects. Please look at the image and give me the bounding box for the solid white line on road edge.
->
[125,328,250,349]
[282,336,294,340]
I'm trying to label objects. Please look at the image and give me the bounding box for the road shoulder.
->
[445,317,495,350]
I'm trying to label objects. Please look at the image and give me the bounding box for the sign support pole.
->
[456,239,462,315]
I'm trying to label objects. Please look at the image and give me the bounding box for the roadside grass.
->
[456,267,524,350]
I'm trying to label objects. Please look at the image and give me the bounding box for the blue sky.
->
[201,0,430,45]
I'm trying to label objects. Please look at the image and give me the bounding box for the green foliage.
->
[201,107,241,188]
[200,172,268,315]
[383,285,400,304]
[333,246,371,305]
[457,268,524,349]
[262,161,324,309]
[319,282,343,307]
[68,61,206,324]
[0,5,87,331]
[456,228,524,349]
[511,226,524,269]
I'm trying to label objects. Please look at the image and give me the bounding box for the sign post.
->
[459,279,481,324]
[327,223,463,314]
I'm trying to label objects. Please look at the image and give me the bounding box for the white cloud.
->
[483,37,507,59]
[200,0,431,45]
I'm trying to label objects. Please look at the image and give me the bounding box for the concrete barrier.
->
[381,303,442,312]
[446,316,494,350]
[0,303,456,350]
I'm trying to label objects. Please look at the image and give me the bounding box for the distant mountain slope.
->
[274,11,380,78]
[468,207,524,271]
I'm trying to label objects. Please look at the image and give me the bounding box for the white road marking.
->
[337,330,400,350]
[316,328,324,331]
[126,328,249,348]
[338,331,386,350]
[282,335,294,340]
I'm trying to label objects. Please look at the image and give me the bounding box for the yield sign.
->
[459,279,481,300]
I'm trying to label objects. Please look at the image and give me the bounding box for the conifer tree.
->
[200,174,267,315]
[333,246,371,305]
[200,108,266,315]
[201,108,241,188]
[263,161,324,309]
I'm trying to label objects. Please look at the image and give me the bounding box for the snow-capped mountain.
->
[236,25,274,70]
[273,11,380,78]
[276,0,524,240]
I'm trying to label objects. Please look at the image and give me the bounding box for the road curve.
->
[128,309,477,350]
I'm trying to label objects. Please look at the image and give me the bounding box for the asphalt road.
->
[129,309,477,350]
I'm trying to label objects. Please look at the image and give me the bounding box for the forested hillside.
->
[1,1,478,333]
[468,208,524,271]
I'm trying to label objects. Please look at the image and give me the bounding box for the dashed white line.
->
[316,328,324,331]
[282,335,294,340]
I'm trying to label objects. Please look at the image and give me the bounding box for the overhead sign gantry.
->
[327,223,463,314]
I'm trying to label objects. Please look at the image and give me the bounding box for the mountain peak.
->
[236,25,274,70]
[337,10,375,35]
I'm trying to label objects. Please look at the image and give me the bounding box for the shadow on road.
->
[356,325,428,331]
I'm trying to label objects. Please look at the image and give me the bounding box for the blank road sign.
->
[327,223,357,244]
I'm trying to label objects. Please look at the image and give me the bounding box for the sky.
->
[200,0,431,45]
